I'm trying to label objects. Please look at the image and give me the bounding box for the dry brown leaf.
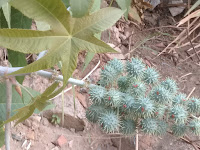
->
[15,85,22,97]
[178,9,200,26]
[128,6,142,23]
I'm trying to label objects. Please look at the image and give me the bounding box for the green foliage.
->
[70,0,93,17]
[185,0,200,16]
[0,121,4,147]
[7,7,32,83]
[0,83,40,121]
[51,114,61,125]
[116,0,131,20]
[82,52,95,72]
[0,0,10,9]
[86,58,200,137]
[0,0,123,125]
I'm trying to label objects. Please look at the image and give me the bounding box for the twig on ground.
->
[186,29,200,62]
[186,87,196,100]
[179,73,192,79]
[179,49,200,64]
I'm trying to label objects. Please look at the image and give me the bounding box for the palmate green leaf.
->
[0,8,8,29]
[0,0,123,83]
[116,0,131,20]
[7,7,32,84]
[62,0,70,8]
[70,0,93,17]
[0,83,40,121]
[82,52,95,72]
[90,0,101,13]
[2,82,59,125]
[2,2,11,28]
[0,7,32,84]
[0,0,123,124]
[0,0,10,8]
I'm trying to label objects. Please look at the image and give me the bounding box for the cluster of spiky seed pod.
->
[86,58,200,137]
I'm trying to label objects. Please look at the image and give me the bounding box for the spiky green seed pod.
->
[187,97,200,114]
[189,119,200,135]
[149,86,172,104]
[99,111,119,133]
[171,124,187,137]
[107,58,124,74]
[161,78,178,95]
[99,65,118,87]
[120,94,135,113]
[126,58,145,79]
[118,76,129,93]
[143,67,159,85]
[132,97,155,118]
[141,118,167,135]
[172,93,187,105]
[89,86,106,105]
[154,105,167,118]
[120,119,136,134]
[127,80,146,98]
[156,121,168,135]
[86,104,106,123]
[105,89,122,107]
[169,105,188,124]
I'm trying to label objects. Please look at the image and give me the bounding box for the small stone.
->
[70,128,75,133]
[170,142,173,146]
[42,118,49,126]
[57,135,67,147]
[51,147,59,150]
[31,116,41,123]
[68,140,73,148]
[32,121,40,130]
[26,130,35,140]
[23,119,31,127]
[12,133,23,141]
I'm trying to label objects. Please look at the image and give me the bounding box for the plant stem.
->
[109,0,114,7]
[5,78,12,150]
[0,66,86,87]
[61,90,64,127]
[135,129,139,150]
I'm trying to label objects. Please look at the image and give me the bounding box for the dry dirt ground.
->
[1,5,200,150]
